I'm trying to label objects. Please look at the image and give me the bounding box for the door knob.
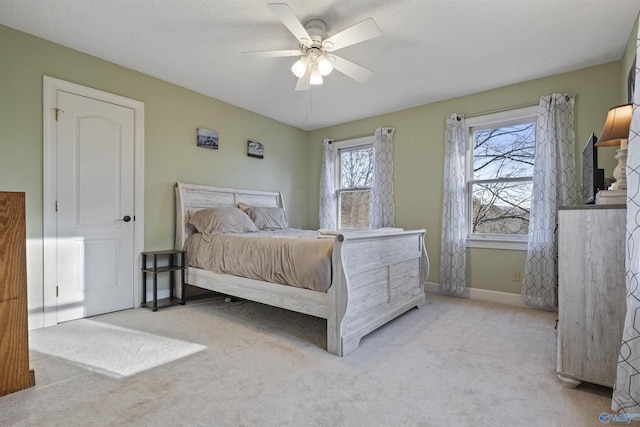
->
[118,215,132,222]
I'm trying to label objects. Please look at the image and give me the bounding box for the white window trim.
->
[333,135,373,151]
[465,105,537,251]
[334,135,374,230]
[466,236,528,251]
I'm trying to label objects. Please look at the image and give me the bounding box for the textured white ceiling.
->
[1,0,639,130]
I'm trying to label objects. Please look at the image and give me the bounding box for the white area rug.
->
[29,319,206,378]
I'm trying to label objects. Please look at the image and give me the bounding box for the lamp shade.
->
[317,55,333,76]
[595,103,632,147]
[291,57,307,78]
[310,67,323,85]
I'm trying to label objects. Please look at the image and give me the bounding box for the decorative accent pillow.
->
[238,203,288,230]
[189,207,258,234]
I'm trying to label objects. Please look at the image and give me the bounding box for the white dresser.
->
[557,205,626,388]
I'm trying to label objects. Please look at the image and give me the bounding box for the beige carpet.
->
[1,292,614,426]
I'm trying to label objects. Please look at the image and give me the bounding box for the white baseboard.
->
[157,283,526,308]
[425,282,528,308]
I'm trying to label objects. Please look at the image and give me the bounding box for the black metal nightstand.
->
[141,249,186,311]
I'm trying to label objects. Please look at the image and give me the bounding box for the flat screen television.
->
[582,132,605,204]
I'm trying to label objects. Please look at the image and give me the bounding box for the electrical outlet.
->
[510,270,523,282]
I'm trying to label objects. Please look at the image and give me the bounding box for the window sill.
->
[466,238,528,251]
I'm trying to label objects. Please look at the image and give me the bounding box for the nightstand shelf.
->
[141,249,186,311]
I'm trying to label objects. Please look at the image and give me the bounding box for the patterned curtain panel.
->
[369,127,396,229]
[522,94,578,308]
[319,138,337,230]
[613,23,640,412]
[440,114,467,294]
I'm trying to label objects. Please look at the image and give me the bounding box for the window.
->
[466,106,537,249]
[335,136,374,229]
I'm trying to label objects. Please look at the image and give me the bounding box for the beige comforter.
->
[184,232,334,292]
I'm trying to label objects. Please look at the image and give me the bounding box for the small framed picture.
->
[197,128,219,150]
[247,140,264,159]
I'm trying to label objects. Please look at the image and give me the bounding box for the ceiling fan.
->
[242,3,382,91]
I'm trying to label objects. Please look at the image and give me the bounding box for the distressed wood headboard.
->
[174,182,285,249]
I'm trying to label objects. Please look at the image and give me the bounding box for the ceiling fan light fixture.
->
[291,57,307,78]
[245,4,382,91]
[317,55,333,76]
[310,67,323,85]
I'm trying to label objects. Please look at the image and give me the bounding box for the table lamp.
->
[594,103,632,191]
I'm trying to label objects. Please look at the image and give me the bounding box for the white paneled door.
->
[55,91,135,322]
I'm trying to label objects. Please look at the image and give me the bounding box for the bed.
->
[175,182,429,356]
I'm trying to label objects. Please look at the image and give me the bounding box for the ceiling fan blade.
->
[295,69,311,91]
[268,3,310,42]
[331,55,374,83]
[323,18,381,51]
[242,49,302,59]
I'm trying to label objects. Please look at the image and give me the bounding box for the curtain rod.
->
[331,132,375,143]
[462,101,539,119]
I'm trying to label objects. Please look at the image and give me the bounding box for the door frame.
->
[42,76,145,327]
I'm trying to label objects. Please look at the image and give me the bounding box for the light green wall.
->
[0,25,308,327]
[306,62,622,293]
[0,21,631,325]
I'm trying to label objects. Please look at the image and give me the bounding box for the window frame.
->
[465,106,538,251]
[333,135,374,230]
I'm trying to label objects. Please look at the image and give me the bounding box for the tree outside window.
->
[338,145,373,229]
[469,116,535,238]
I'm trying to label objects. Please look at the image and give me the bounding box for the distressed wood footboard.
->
[327,229,429,356]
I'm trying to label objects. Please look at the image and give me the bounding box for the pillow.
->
[188,206,258,234]
[238,203,288,230]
